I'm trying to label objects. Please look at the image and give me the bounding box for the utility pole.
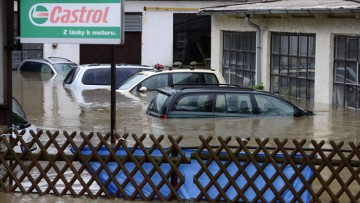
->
[0,0,14,129]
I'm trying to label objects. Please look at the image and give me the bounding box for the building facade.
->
[40,1,237,66]
[199,0,360,109]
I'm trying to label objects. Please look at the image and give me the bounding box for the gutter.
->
[245,14,261,85]
[144,7,198,11]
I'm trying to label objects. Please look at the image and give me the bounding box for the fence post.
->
[171,148,178,197]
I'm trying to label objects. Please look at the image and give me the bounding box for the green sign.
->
[20,0,123,44]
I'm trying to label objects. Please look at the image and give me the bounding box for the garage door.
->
[80,14,142,65]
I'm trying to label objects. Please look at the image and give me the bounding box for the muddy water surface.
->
[4,71,360,202]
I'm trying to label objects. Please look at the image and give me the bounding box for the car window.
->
[63,67,79,84]
[117,73,148,90]
[217,93,252,114]
[20,61,53,74]
[140,74,168,91]
[173,73,203,84]
[53,63,77,74]
[172,72,219,85]
[19,61,33,72]
[203,73,219,84]
[40,63,53,74]
[116,68,142,86]
[82,69,109,85]
[173,94,212,112]
[148,92,169,113]
[12,98,31,129]
[254,94,295,116]
[215,95,226,112]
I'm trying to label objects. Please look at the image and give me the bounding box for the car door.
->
[213,93,257,118]
[167,93,214,118]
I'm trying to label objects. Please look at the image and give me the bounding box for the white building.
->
[42,1,236,67]
[199,0,360,109]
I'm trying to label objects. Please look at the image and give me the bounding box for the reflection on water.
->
[12,71,360,143]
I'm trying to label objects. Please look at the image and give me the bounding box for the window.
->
[270,33,315,101]
[225,93,252,114]
[254,94,295,116]
[222,32,256,87]
[53,63,77,75]
[19,61,53,74]
[82,69,109,85]
[140,74,169,91]
[63,67,79,84]
[148,92,169,113]
[82,68,146,86]
[174,94,212,112]
[215,93,252,114]
[333,36,360,109]
[172,73,219,85]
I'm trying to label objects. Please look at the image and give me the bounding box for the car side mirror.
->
[139,86,147,93]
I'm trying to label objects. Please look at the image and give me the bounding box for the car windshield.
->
[117,73,148,90]
[12,98,31,129]
[12,98,25,117]
[53,63,77,74]
[148,92,169,113]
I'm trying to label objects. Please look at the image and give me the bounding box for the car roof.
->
[23,57,76,65]
[156,84,260,95]
[135,68,222,76]
[76,63,153,70]
[138,68,222,80]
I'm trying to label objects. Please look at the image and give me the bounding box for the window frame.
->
[222,31,256,87]
[333,35,360,109]
[270,32,315,101]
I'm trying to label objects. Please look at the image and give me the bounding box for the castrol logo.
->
[29,3,120,27]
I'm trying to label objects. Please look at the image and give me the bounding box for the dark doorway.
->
[173,14,211,67]
[80,32,142,64]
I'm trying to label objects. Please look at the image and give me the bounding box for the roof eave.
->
[198,8,360,16]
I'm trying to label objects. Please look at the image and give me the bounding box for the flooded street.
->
[12,71,360,143]
[3,71,360,202]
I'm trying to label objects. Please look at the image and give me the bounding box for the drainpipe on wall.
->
[245,14,261,85]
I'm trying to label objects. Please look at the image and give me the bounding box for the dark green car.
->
[146,85,314,119]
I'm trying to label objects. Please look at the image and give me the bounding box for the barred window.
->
[333,36,360,109]
[270,33,315,100]
[222,31,256,87]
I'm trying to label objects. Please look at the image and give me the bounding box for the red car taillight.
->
[159,114,168,119]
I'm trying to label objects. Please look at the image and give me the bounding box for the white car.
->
[18,57,78,80]
[116,68,227,94]
[63,64,154,90]
[0,98,39,153]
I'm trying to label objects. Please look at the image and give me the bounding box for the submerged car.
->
[63,63,154,90]
[0,98,39,153]
[146,85,314,118]
[116,68,226,94]
[18,57,77,80]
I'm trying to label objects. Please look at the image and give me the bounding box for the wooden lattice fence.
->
[1,129,360,202]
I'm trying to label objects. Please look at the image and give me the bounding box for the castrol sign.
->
[21,0,124,44]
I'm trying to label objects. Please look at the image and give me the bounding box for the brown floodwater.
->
[12,71,360,143]
[3,71,360,202]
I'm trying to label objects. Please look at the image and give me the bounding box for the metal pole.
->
[111,45,116,144]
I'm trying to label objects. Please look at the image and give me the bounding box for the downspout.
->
[245,14,261,85]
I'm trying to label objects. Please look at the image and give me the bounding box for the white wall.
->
[43,1,234,67]
[210,15,360,105]
[44,44,80,64]
[129,1,235,67]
